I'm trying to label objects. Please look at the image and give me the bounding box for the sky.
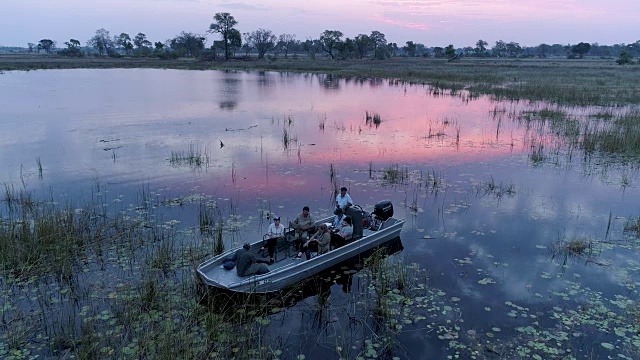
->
[1,0,639,48]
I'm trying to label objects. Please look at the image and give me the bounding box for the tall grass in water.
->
[6,57,640,105]
[198,201,215,234]
[214,221,224,255]
[349,247,428,359]
[580,110,640,157]
[0,186,236,359]
[318,113,327,130]
[473,175,516,199]
[382,164,409,185]
[551,235,599,267]
[624,217,640,238]
[0,189,456,360]
[35,157,43,179]
[529,141,545,165]
[169,143,209,167]
[282,127,290,149]
[365,111,382,127]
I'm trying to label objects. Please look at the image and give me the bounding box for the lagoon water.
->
[1,69,639,359]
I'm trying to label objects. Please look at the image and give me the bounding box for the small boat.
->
[197,201,405,293]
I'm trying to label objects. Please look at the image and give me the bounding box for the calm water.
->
[1,69,639,359]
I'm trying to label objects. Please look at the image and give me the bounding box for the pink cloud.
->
[368,0,636,21]
[369,13,431,31]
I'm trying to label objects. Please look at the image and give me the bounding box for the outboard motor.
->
[373,201,393,221]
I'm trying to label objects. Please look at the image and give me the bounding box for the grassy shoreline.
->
[2,54,639,106]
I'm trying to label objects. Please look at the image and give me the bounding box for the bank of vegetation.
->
[2,12,640,107]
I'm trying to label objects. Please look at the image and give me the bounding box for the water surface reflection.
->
[1,69,639,359]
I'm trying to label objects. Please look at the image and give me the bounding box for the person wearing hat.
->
[262,215,286,264]
[335,187,353,213]
[235,243,270,277]
[330,216,353,249]
[332,207,347,229]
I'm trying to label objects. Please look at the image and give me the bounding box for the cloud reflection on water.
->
[2,69,640,358]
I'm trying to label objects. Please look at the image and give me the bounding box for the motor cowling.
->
[373,201,393,221]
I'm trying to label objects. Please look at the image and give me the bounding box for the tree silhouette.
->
[208,12,238,60]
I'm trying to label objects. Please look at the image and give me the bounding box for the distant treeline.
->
[3,12,639,64]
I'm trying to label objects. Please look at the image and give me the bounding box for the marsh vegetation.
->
[2,56,640,106]
[2,68,640,359]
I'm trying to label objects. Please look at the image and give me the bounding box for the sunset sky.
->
[1,0,639,48]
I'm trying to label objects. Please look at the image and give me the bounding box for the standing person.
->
[289,206,315,248]
[235,243,270,277]
[330,216,353,249]
[262,215,285,264]
[295,223,331,260]
[336,187,353,213]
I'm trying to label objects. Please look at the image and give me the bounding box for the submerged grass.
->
[551,235,598,262]
[473,175,516,199]
[0,182,458,360]
[169,143,209,168]
[624,217,640,238]
[381,164,409,185]
[365,111,382,127]
[581,110,640,157]
[3,182,640,359]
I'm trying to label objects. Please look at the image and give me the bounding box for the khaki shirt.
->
[293,212,315,230]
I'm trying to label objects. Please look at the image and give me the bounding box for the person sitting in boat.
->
[331,216,353,249]
[289,206,315,249]
[235,243,270,277]
[332,207,347,229]
[294,223,331,260]
[335,186,353,213]
[262,215,286,264]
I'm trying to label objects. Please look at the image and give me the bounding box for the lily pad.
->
[600,342,614,350]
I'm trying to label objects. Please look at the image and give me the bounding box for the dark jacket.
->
[235,248,269,277]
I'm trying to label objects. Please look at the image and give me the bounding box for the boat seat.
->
[261,234,291,263]
[274,236,292,262]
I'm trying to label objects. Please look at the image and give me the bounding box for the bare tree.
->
[241,32,253,57]
[250,28,276,59]
[278,34,296,58]
[88,28,115,56]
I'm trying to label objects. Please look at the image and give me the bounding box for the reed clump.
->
[552,236,594,257]
[580,110,640,158]
[624,217,640,238]
[365,111,382,127]
[381,164,409,185]
[474,175,516,199]
[282,127,290,149]
[169,143,209,167]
